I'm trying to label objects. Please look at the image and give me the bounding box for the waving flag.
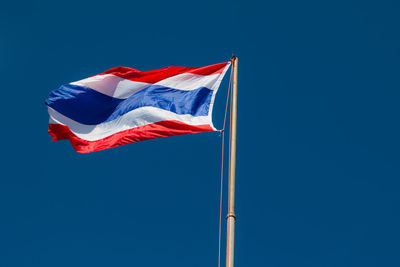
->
[45,62,231,153]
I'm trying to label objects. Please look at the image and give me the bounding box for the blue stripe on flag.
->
[45,84,213,125]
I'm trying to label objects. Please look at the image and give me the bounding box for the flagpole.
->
[226,55,238,267]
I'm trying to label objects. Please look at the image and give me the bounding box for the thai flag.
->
[45,61,231,153]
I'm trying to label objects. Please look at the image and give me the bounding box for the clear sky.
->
[1,0,400,266]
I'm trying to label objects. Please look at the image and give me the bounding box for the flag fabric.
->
[45,61,231,153]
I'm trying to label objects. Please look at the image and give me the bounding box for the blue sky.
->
[1,0,400,266]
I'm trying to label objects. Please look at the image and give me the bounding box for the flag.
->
[45,61,231,153]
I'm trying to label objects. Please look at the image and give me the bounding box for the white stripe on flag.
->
[48,106,212,141]
[70,72,224,99]
[70,74,150,99]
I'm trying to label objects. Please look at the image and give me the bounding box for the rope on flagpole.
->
[218,61,234,267]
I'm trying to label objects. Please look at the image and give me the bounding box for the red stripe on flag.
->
[100,62,229,84]
[48,121,214,153]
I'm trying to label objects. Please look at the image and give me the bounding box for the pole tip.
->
[231,54,237,63]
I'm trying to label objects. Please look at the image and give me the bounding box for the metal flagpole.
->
[226,55,238,267]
